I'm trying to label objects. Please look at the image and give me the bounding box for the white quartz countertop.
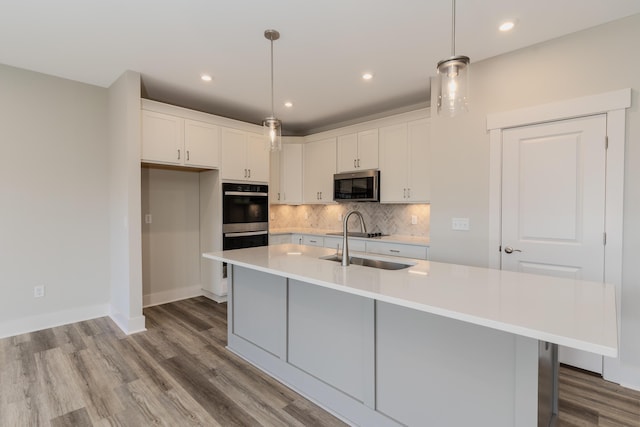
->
[203,244,617,357]
[269,228,430,246]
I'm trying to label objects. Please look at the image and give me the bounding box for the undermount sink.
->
[319,254,412,270]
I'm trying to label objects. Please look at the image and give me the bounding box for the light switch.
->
[145,214,152,224]
[452,217,470,231]
[411,215,418,225]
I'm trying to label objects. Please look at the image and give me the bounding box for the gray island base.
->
[203,245,617,427]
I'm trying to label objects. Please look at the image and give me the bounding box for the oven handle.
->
[224,230,269,238]
[224,191,269,197]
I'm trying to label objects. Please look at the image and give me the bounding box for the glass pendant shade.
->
[436,55,470,117]
[263,116,282,151]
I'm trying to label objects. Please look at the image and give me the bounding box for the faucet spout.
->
[342,210,366,267]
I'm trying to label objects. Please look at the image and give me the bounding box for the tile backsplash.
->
[270,203,430,237]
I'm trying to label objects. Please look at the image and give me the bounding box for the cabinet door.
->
[281,143,303,204]
[247,133,270,182]
[379,124,409,203]
[301,235,324,247]
[337,133,358,172]
[220,127,247,181]
[141,111,183,165]
[303,138,336,203]
[269,149,281,203]
[407,119,430,202]
[357,129,379,170]
[184,119,219,168]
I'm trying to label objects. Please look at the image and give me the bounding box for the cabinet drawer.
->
[302,235,324,247]
[324,236,366,252]
[365,241,428,260]
[269,234,292,245]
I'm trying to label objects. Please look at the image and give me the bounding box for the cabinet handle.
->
[354,159,357,168]
[248,169,251,178]
[309,240,317,243]
[319,191,322,199]
[299,237,302,244]
[390,249,400,253]
[244,169,247,178]
[407,188,411,198]
[186,150,190,161]
[403,188,407,198]
[277,192,281,201]
[177,149,181,160]
[357,158,360,168]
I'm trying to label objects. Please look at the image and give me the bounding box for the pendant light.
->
[263,29,282,151]
[436,0,470,117]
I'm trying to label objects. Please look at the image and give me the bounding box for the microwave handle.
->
[224,191,269,197]
[224,230,269,238]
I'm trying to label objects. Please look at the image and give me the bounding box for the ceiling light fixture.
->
[436,0,470,117]
[499,21,515,32]
[362,72,373,80]
[201,74,212,82]
[263,29,282,151]
[284,101,293,108]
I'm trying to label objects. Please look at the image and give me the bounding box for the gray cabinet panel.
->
[376,301,519,427]
[288,279,374,404]
[232,266,287,358]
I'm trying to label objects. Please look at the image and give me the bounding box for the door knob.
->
[504,246,522,254]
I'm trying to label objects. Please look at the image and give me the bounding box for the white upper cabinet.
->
[142,111,220,169]
[271,142,303,205]
[379,119,430,203]
[304,138,336,204]
[337,129,379,172]
[221,128,269,182]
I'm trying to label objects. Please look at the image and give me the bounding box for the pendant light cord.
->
[270,38,275,117]
[451,0,456,57]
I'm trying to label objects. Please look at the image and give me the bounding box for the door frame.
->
[486,88,630,383]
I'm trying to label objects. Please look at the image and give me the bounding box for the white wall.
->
[429,14,640,387]
[0,64,111,337]
[108,71,145,334]
[141,168,202,306]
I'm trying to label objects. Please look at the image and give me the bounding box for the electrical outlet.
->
[411,215,418,225]
[452,217,470,231]
[34,285,45,298]
[338,213,343,222]
[144,214,152,224]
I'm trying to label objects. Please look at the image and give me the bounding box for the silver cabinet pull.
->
[407,188,411,198]
[403,188,407,198]
[177,149,181,160]
[244,169,247,178]
[186,150,190,161]
[504,246,522,254]
[354,159,357,168]
[390,249,400,253]
[277,192,281,201]
[357,158,360,168]
[248,169,251,178]
[319,191,322,199]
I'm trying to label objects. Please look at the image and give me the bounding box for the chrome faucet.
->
[342,210,367,266]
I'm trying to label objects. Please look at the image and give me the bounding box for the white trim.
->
[486,88,631,130]
[109,307,146,335]
[0,303,110,339]
[143,285,204,308]
[202,288,228,303]
[487,88,629,385]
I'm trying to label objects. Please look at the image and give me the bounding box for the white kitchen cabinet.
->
[220,127,269,182]
[303,138,336,204]
[337,129,378,172]
[142,110,220,169]
[379,118,430,203]
[271,142,303,205]
[365,240,428,260]
[323,235,367,252]
[291,234,304,245]
[302,235,324,247]
[269,234,292,245]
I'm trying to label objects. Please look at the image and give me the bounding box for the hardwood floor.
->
[1,297,638,426]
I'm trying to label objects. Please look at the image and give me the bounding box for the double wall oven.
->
[222,183,269,276]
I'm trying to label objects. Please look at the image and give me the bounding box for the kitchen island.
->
[203,244,617,427]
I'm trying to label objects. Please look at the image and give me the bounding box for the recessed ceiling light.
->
[362,73,373,80]
[201,74,212,82]
[499,21,515,32]
[284,101,293,108]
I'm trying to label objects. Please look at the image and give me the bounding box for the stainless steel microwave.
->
[333,170,380,202]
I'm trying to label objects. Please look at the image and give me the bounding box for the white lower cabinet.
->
[366,241,428,260]
[269,234,291,245]
[301,235,324,247]
[323,235,366,252]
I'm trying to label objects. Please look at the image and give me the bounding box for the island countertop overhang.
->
[203,244,618,357]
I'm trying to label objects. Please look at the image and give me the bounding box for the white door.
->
[501,114,607,373]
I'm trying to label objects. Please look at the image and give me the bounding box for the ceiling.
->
[1,1,639,135]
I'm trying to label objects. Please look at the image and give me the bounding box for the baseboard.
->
[604,357,640,391]
[109,307,146,335]
[202,288,227,303]
[0,303,110,339]
[143,285,204,308]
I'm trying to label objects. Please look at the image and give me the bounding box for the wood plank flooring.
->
[1,296,638,426]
